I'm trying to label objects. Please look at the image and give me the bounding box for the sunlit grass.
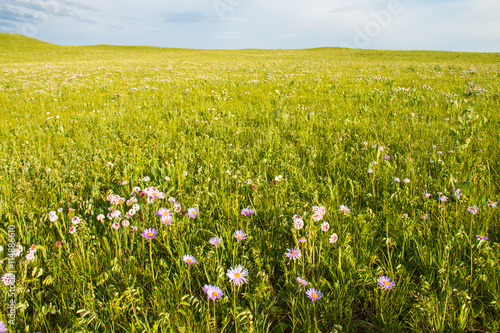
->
[0,33,499,332]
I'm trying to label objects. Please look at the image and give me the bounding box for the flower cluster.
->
[329,233,338,243]
[107,210,121,220]
[1,273,15,286]
[49,211,58,222]
[453,188,462,200]
[312,206,326,221]
[203,285,224,301]
[156,207,173,225]
[126,196,138,206]
[25,245,37,261]
[106,194,126,206]
[293,214,304,230]
[143,187,165,203]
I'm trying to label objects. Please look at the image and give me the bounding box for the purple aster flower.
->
[476,235,488,241]
[339,205,350,214]
[377,276,396,290]
[206,286,224,301]
[161,214,173,225]
[285,247,302,260]
[306,288,323,301]
[298,236,307,243]
[241,208,254,216]
[438,194,448,202]
[487,200,498,208]
[468,206,479,214]
[141,228,158,239]
[227,265,249,286]
[0,321,7,333]
[384,155,390,160]
[233,230,247,242]
[187,207,199,218]
[156,207,171,217]
[209,237,222,247]
[297,277,308,286]
[182,255,197,265]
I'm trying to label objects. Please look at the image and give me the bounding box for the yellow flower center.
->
[384,281,390,286]
[235,272,241,278]
[212,292,218,297]
[312,293,317,298]
[291,251,296,254]
[187,259,192,263]
[147,232,153,237]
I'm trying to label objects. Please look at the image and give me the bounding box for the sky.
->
[0,0,499,52]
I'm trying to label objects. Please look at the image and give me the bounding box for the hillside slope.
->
[1,33,499,66]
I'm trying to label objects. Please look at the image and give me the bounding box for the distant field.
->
[1,33,500,332]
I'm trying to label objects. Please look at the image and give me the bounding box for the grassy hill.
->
[1,33,500,65]
[0,32,55,49]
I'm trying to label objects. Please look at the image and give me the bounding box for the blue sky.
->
[1,0,499,51]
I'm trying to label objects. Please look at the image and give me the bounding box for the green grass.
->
[1,33,500,332]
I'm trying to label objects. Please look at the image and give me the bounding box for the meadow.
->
[1,32,500,332]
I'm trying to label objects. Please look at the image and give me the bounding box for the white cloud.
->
[1,0,498,51]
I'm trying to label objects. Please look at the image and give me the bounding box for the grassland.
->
[1,32,500,332]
